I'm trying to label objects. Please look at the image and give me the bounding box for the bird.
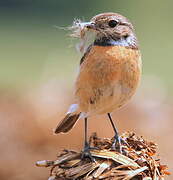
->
[54,12,142,158]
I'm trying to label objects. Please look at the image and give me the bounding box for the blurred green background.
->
[0,1,173,180]
[0,0,173,92]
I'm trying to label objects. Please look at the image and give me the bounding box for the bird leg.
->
[107,113,122,153]
[81,118,95,161]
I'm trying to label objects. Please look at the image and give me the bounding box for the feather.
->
[54,104,81,134]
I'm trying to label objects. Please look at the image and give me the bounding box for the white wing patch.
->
[66,104,79,114]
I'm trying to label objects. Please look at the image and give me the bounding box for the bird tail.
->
[54,104,81,134]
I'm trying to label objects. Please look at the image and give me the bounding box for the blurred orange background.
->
[0,0,172,179]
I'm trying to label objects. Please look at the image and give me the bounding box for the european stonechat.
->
[54,12,141,158]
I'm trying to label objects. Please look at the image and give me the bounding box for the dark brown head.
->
[71,12,139,52]
[86,13,138,48]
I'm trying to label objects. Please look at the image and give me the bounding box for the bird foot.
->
[111,135,122,153]
[81,142,96,162]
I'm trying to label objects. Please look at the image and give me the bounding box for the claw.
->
[111,135,122,153]
[81,142,96,162]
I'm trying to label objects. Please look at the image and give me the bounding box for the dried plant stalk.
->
[36,132,170,180]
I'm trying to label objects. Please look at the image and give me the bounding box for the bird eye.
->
[108,20,118,28]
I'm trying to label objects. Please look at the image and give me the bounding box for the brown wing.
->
[80,45,92,65]
[75,45,141,114]
[75,46,121,113]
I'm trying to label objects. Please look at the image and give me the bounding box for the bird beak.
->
[83,22,96,30]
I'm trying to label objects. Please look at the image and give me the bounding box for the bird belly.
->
[75,45,141,115]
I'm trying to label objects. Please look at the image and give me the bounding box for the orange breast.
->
[75,45,141,115]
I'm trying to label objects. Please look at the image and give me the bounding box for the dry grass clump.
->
[36,132,170,180]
